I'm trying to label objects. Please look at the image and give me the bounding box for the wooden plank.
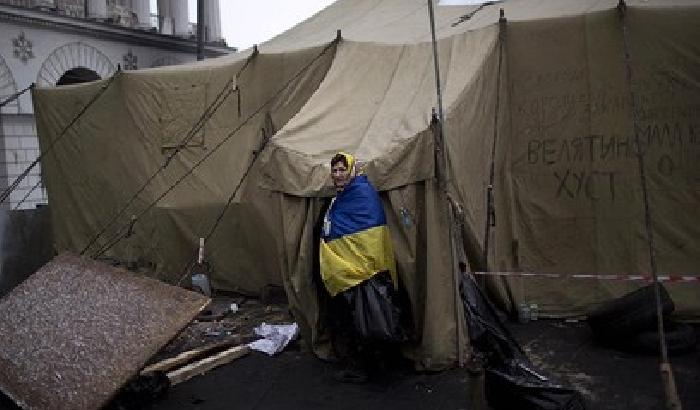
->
[0,253,209,410]
[166,345,251,386]
[141,340,238,374]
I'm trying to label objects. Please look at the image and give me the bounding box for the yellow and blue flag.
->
[320,175,397,297]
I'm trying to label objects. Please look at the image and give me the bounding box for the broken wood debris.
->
[166,345,251,386]
[0,253,209,410]
[141,339,243,374]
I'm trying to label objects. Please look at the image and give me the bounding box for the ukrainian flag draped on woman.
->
[320,153,397,297]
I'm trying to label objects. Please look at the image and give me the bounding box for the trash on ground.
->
[248,322,299,355]
[146,297,291,364]
[197,298,239,322]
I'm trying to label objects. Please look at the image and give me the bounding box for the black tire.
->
[587,284,674,338]
[630,322,697,355]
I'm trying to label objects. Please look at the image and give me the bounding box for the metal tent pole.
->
[428,0,446,129]
[483,10,506,281]
[617,1,682,409]
[427,0,464,367]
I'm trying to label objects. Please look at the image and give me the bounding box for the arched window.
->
[56,67,101,86]
[36,42,114,87]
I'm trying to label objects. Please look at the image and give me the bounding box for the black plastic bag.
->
[460,273,586,410]
[486,363,585,410]
[348,271,405,343]
[460,271,526,363]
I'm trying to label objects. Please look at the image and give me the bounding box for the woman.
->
[319,152,404,383]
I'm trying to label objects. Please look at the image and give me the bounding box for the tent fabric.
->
[34,44,337,293]
[260,26,499,195]
[260,0,693,51]
[33,0,700,371]
[489,6,700,319]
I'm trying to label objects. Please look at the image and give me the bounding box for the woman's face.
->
[331,162,350,191]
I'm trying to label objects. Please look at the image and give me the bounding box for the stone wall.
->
[0,114,46,210]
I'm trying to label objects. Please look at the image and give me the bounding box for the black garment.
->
[328,273,395,378]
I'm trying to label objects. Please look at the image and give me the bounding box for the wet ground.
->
[508,319,700,410]
[141,319,699,410]
[147,347,473,410]
[142,297,475,410]
[0,307,697,410]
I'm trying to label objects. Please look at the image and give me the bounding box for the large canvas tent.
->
[33,0,700,370]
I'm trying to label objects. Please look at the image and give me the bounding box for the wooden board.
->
[141,339,239,374]
[166,345,250,386]
[0,253,209,410]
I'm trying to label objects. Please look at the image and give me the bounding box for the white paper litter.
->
[247,322,299,356]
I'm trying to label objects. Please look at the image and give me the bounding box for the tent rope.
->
[175,116,276,285]
[0,74,118,205]
[80,75,237,256]
[90,38,339,260]
[203,118,274,245]
[618,1,682,409]
[451,1,498,28]
[12,178,43,210]
[80,48,262,256]
[0,83,34,109]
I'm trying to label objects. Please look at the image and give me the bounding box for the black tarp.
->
[460,272,585,410]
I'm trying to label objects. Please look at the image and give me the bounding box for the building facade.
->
[0,0,233,209]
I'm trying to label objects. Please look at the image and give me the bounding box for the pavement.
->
[508,319,700,410]
[147,344,473,410]
[143,320,699,410]
[0,319,697,410]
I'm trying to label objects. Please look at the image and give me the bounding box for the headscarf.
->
[335,151,357,180]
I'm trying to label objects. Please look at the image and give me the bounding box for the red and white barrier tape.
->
[472,272,700,283]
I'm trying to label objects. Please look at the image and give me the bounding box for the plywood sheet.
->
[0,253,209,410]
